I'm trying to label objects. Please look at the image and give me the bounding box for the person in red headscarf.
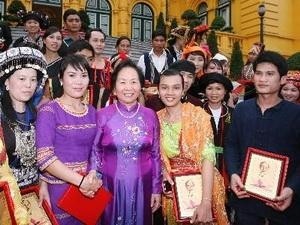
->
[280,71,300,104]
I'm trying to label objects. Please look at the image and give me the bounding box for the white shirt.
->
[137,49,171,75]
[209,106,222,130]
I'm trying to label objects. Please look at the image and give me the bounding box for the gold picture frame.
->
[173,172,207,222]
[21,185,59,225]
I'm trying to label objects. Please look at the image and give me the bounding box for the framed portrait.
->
[241,147,289,203]
[172,172,208,222]
[21,185,59,225]
[0,182,17,225]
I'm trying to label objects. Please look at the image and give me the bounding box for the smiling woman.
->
[13,10,50,50]
[36,54,101,224]
[89,59,162,225]
[42,26,63,101]
[280,71,300,104]
[157,69,229,225]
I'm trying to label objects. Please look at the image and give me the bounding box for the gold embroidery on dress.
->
[57,124,96,130]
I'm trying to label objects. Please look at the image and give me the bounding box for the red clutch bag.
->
[58,185,112,225]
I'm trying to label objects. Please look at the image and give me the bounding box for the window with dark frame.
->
[217,0,231,27]
[198,2,208,25]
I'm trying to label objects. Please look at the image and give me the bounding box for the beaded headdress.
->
[17,10,50,30]
[170,26,190,41]
[286,71,300,88]
[0,47,48,87]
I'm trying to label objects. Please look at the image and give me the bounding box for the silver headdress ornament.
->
[0,47,48,88]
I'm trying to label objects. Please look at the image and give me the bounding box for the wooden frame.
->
[21,185,59,225]
[0,182,17,225]
[241,147,289,203]
[172,172,203,222]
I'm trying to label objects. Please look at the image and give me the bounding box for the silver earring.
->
[5,86,9,91]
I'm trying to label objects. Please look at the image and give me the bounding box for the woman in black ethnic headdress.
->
[0,46,48,189]
[13,10,49,50]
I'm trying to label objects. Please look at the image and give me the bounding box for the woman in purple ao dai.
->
[36,55,101,224]
[89,59,162,225]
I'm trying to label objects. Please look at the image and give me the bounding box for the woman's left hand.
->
[151,193,161,213]
[190,200,212,224]
[39,181,51,208]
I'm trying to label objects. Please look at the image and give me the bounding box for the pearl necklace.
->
[115,103,140,119]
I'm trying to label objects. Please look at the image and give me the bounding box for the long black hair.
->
[1,88,36,126]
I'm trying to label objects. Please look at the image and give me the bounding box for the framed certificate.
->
[241,147,289,203]
[21,185,59,225]
[172,172,203,222]
[0,182,17,225]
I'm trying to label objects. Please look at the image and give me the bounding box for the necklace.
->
[57,98,88,117]
[115,103,140,119]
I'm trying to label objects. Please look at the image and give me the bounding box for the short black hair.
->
[115,36,131,48]
[67,40,95,57]
[85,28,106,41]
[206,59,224,74]
[159,68,184,89]
[169,60,196,76]
[63,9,80,22]
[59,54,90,80]
[110,59,145,92]
[253,50,288,77]
[152,30,166,40]
[43,26,61,40]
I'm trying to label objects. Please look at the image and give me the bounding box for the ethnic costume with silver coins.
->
[0,47,48,188]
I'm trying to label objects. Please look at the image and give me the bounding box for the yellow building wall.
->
[5,0,300,57]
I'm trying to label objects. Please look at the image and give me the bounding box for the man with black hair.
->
[67,39,95,66]
[59,9,83,56]
[137,30,175,86]
[224,50,300,225]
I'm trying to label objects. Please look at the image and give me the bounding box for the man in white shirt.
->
[137,30,175,85]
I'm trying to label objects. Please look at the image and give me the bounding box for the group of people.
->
[0,6,299,225]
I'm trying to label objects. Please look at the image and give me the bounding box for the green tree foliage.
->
[230,41,244,80]
[170,18,178,30]
[211,16,226,30]
[287,52,300,70]
[207,30,218,56]
[188,19,201,29]
[181,9,200,29]
[181,9,198,21]
[156,12,166,33]
[78,9,90,32]
[7,0,26,15]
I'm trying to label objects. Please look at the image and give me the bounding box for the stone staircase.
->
[10,27,151,62]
